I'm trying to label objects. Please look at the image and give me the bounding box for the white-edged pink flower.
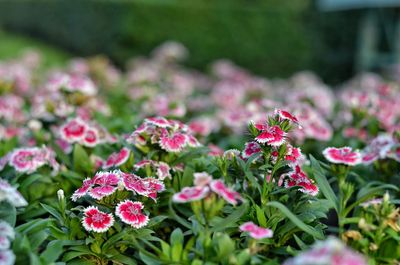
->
[275,109,300,126]
[59,118,87,143]
[82,206,114,233]
[210,180,242,205]
[323,147,361,166]
[121,173,165,201]
[172,186,210,203]
[194,172,212,187]
[81,128,99,147]
[8,146,59,174]
[71,178,93,201]
[242,141,261,159]
[8,148,37,173]
[239,221,273,239]
[103,147,130,169]
[157,162,171,180]
[284,165,318,196]
[145,117,171,128]
[255,124,286,146]
[159,132,187,152]
[115,200,149,228]
[89,171,120,200]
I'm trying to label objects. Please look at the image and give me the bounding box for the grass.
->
[0,29,70,67]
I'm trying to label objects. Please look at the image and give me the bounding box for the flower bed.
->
[0,43,399,265]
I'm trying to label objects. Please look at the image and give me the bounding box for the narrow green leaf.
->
[310,155,338,212]
[266,201,324,240]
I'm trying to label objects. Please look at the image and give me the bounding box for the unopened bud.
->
[57,189,65,201]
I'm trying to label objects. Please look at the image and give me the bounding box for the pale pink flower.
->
[239,222,273,239]
[172,186,210,203]
[210,180,242,205]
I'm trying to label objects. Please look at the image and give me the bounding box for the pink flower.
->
[255,124,286,146]
[239,222,273,239]
[145,117,171,128]
[323,147,361,166]
[60,118,87,143]
[210,180,242,205]
[284,166,318,196]
[115,200,149,228]
[71,178,93,201]
[159,132,187,152]
[208,144,224,156]
[275,109,300,126]
[72,171,120,201]
[283,237,367,265]
[172,186,210,203]
[8,148,38,173]
[82,206,114,233]
[121,173,165,200]
[89,171,120,200]
[103,147,130,169]
[8,146,59,174]
[81,128,99,147]
[157,162,171,180]
[242,141,261,159]
[194,172,212,187]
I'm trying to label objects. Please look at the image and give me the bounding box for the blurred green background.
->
[0,0,363,83]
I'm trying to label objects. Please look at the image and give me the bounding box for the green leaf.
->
[255,205,267,227]
[266,201,324,240]
[210,202,248,233]
[73,144,92,173]
[170,228,183,262]
[40,240,66,263]
[0,201,16,226]
[310,155,338,212]
[41,203,63,222]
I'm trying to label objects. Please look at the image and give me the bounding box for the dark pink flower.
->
[71,178,93,201]
[60,118,87,143]
[284,166,318,196]
[159,132,187,152]
[239,221,273,239]
[89,171,120,200]
[210,180,242,205]
[82,206,114,233]
[275,109,300,126]
[103,147,130,169]
[255,124,286,146]
[323,147,361,166]
[121,173,165,200]
[115,200,149,228]
[242,141,261,159]
[172,186,210,203]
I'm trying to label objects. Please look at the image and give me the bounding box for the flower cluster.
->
[127,117,200,153]
[59,117,116,148]
[72,170,164,233]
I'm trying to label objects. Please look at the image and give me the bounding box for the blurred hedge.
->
[0,0,316,77]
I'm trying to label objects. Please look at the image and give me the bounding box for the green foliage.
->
[0,0,312,77]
